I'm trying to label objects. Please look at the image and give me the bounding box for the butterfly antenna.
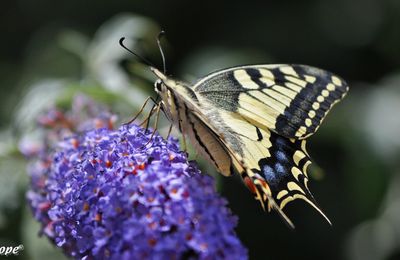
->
[119,37,155,67]
[157,30,167,74]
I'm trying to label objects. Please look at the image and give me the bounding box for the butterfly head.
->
[152,67,166,92]
[154,79,163,92]
[151,67,176,94]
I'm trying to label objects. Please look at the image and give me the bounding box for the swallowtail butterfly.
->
[121,37,349,228]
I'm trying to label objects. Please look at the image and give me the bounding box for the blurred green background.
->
[1,0,400,259]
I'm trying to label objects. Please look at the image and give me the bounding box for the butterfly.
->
[120,38,349,228]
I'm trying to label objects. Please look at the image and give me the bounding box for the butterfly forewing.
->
[193,64,349,139]
[185,109,235,177]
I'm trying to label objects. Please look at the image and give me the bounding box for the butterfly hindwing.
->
[193,64,349,139]
[251,131,330,224]
[193,109,329,226]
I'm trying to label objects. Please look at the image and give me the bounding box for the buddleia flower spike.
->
[23,96,248,259]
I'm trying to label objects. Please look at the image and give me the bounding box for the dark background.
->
[1,1,400,259]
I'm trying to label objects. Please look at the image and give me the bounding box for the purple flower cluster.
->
[24,97,247,259]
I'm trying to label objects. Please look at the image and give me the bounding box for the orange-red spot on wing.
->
[244,176,257,194]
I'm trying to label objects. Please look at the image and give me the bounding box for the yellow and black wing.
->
[193,64,349,139]
[193,110,330,227]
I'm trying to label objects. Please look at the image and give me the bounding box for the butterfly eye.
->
[155,80,163,92]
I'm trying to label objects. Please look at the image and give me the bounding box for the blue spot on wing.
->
[275,137,287,147]
[262,162,287,186]
[275,151,288,162]
[257,135,297,189]
[275,163,286,174]
[263,165,275,182]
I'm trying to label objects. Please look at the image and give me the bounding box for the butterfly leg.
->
[180,131,188,152]
[125,96,158,125]
[143,105,156,132]
[141,104,162,148]
[166,123,173,140]
[139,104,157,128]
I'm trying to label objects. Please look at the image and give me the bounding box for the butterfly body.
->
[153,70,235,177]
[151,64,348,227]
